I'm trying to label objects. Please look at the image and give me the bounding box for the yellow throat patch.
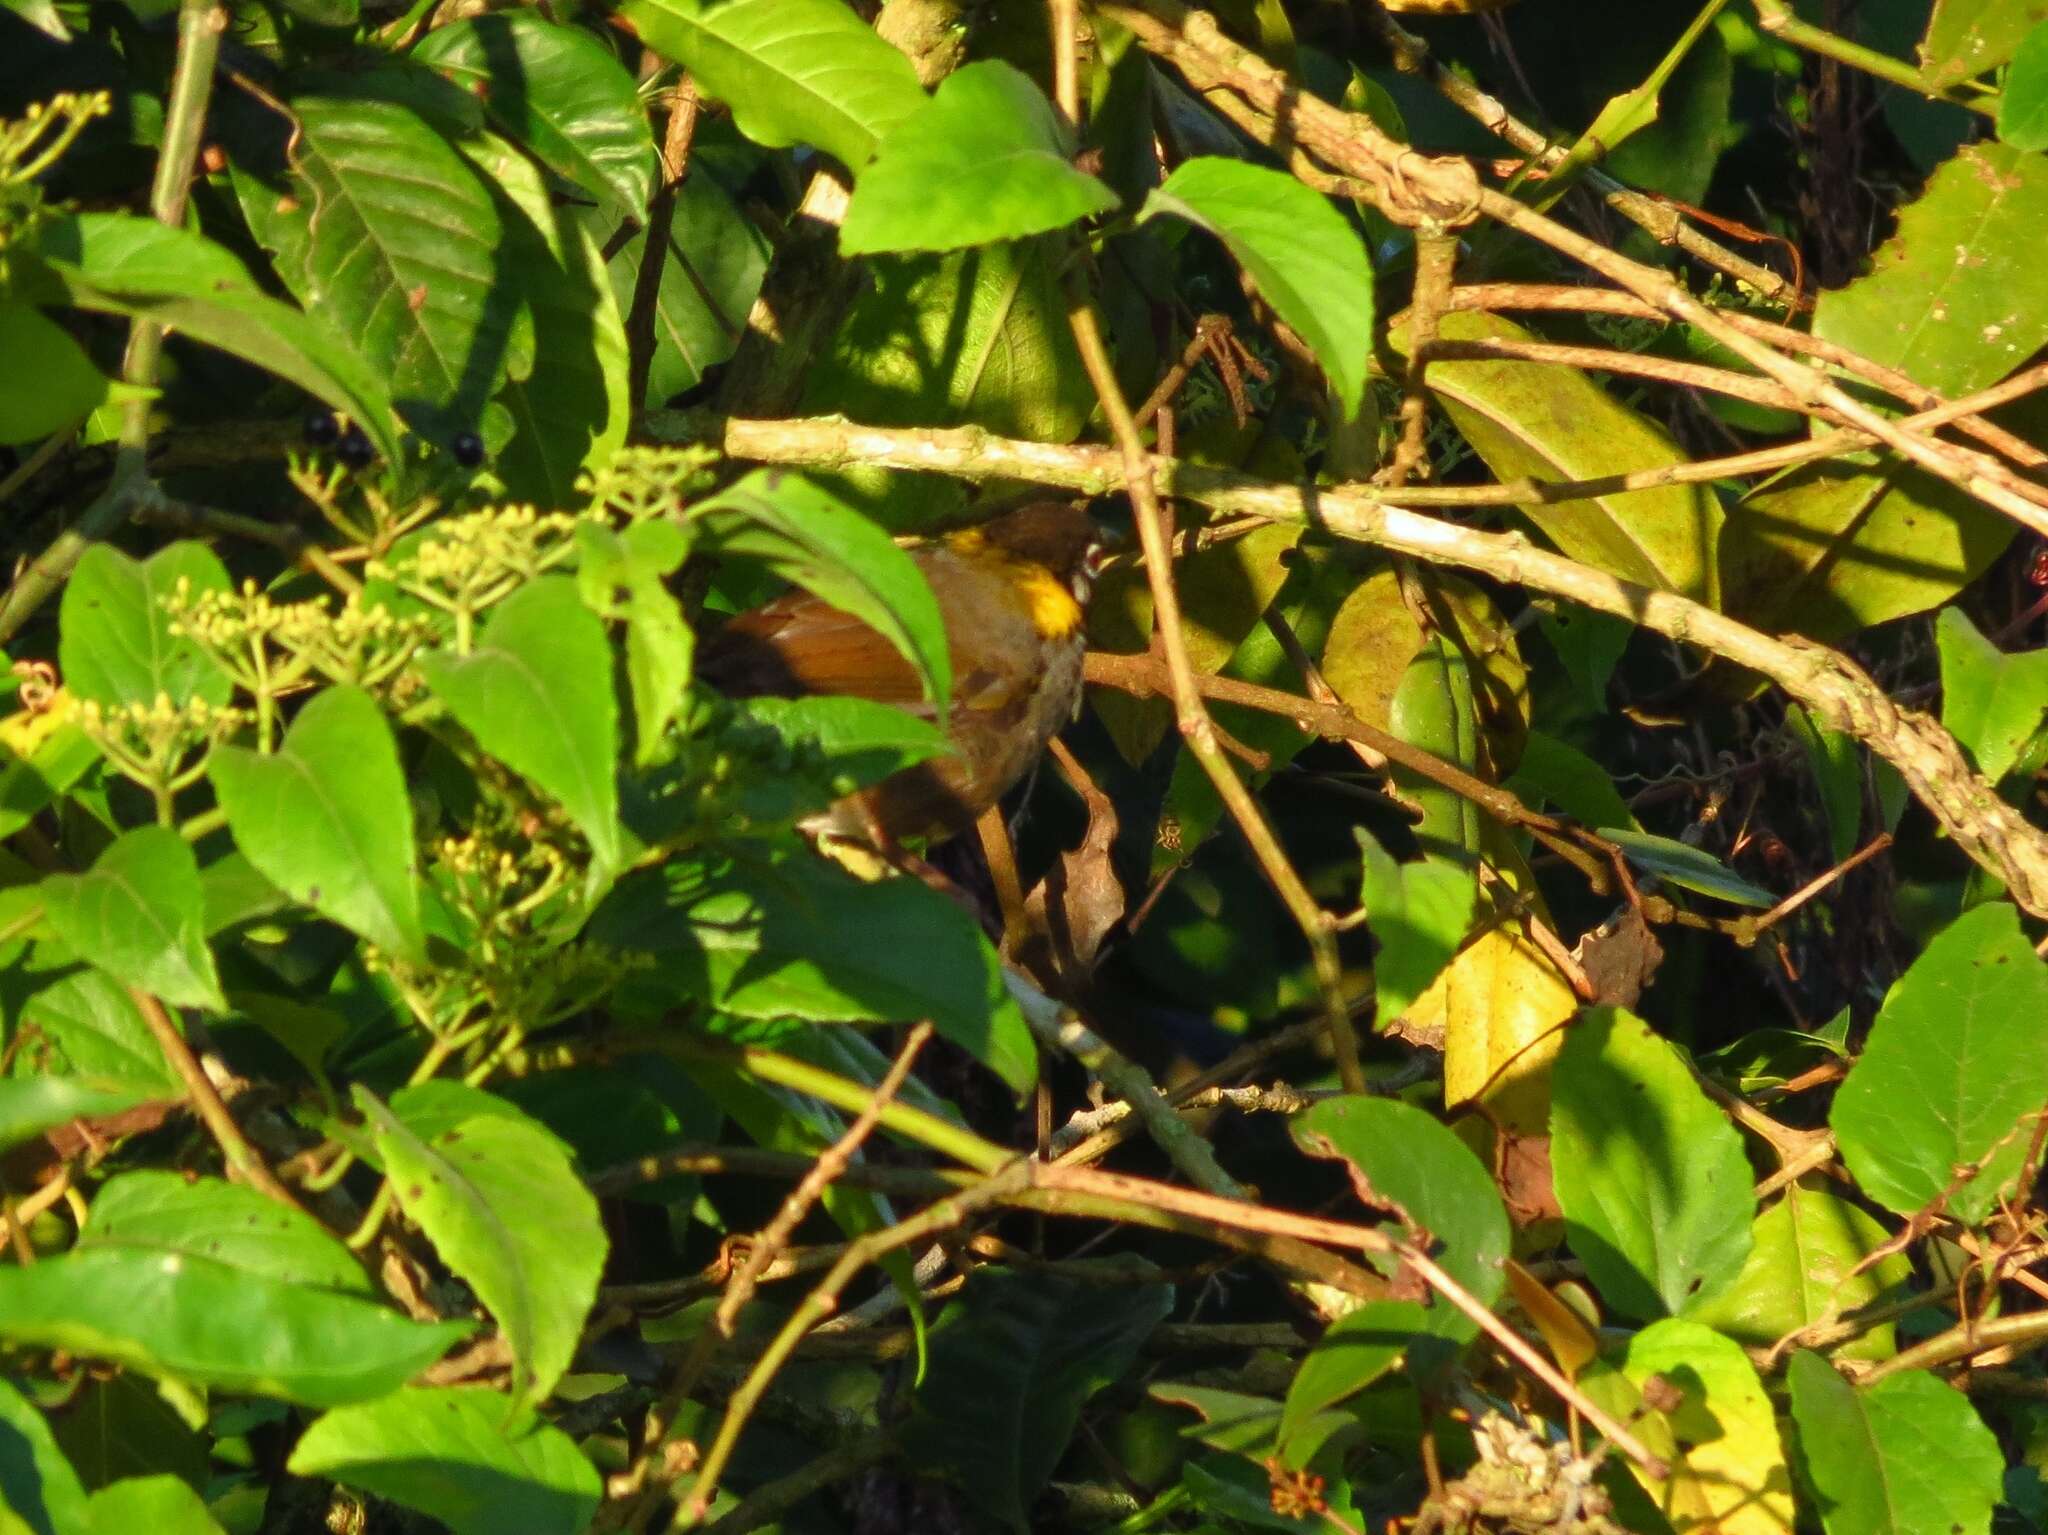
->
[944,531,1083,641]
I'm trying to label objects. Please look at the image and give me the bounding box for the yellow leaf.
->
[1408,917,1575,1134]
[1623,1320,1795,1535]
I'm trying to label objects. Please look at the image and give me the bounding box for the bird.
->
[697,499,1109,845]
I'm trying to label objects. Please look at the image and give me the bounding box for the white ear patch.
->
[1071,540,1112,604]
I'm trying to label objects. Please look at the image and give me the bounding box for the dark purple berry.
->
[336,426,375,470]
[302,410,339,446]
[451,431,485,468]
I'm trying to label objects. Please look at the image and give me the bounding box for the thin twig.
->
[133,988,304,1211]
[1752,833,1894,935]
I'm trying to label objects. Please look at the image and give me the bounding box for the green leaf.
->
[1507,730,1639,834]
[28,214,402,461]
[40,826,225,1012]
[1687,1185,1912,1362]
[9,965,177,1093]
[691,471,951,714]
[1937,606,2048,785]
[1723,144,2048,638]
[209,686,427,964]
[596,170,769,409]
[904,1268,1173,1532]
[1784,704,1862,864]
[0,1076,158,1155]
[414,12,656,214]
[0,1377,90,1535]
[1597,827,1775,908]
[577,521,693,761]
[1551,1007,1755,1319]
[1390,636,1484,863]
[1283,1097,1509,1440]
[1788,1353,2002,1535]
[617,0,923,170]
[589,849,1036,1095]
[1291,1095,1510,1313]
[0,693,103,844]
[2000,19,2048,148]
[289,1386,600,1535]
[418,578,621,869]
[463,134,631,507]
[87,1477,225,1535]
[1139,157,1374,418]
[1830,900,2048,1224]
[58,542,231,710]
[358,1084,605,1405]
[1392,310,1722,603]
[0,1172,466,1405]
[1354,831,1478,1028]
[51,1374,209,1493]
[1920,0,2042,87]
[722,696,949,822]
[0,303,109,444]
[235,95,515,443]
[841,61,1118,254]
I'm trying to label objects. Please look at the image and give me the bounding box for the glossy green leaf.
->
[0,1377,89,1535]
[359,1083,605,1405]
[0,302,108,444]
[1394,311,1721,602]
[690,470,951,714]
[0,1076,158,1154]
[1283,1097,1508,1441]
[1392,634,1484,863]
[1788,1352,2002,1535]
[617,0,922,169]
[1538,605,1632,712]
[1784,704,1862,864]
[588,849,1036,1095]
[1831,900,2048,1224]
[1598,827,1775,907]
[1355,830,1478,1024]
[1688,1185,1912,1362]
[1551,1007,1754,1319]
[414,12,656,214]
[289,1386,600,1535]
[904,1268,1173,1532]
[1615,1319,1793,1534]
[842,61,1118,254]
[1140,157,1373,417]
[87,1477,225,1535]
[1937,606,2048,785]
[1723,144,2048,638]
[236,95,514,443]
[2,0,71,38]
[418,578,621,869]
[58,542,230,710]
[40,826,224,1012]
[464,134,631,507]
[1292,1095,1510,1311]
[1920,0,2041,87]
[0,1172,466,1405]
[598,170,769,408]
[29,214,402,460]
[2000,19,2048,147]
[209,686,426,964]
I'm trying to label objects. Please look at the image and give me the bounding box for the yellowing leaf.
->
[1621,1320,1794,1535]
[1412,918,1576,1134]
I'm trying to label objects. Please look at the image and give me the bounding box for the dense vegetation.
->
[2,0,2048,1530]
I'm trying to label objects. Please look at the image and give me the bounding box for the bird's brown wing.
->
[697,593,933,712]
